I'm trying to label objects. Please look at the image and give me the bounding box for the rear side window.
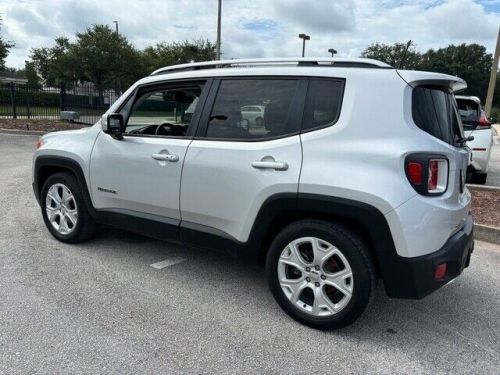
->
[302,79,344,131]
[206,79,299,140]
[456,98,480,131]
[412,86,463,145]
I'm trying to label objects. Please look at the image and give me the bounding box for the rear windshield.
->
[412,86,463,145]
[456,98,480,131]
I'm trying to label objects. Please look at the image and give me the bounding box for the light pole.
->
[328,48,337,57]
[113,20,120,95]
[298,33,310,57]
[216,0,222,60]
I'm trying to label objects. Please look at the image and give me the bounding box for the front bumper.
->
[384,213,474,299]
[33,182,40,204]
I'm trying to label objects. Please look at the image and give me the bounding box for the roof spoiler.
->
[396,70,467,93]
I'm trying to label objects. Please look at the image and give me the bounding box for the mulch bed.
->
[470,189,500,228]
[0,118,87,132]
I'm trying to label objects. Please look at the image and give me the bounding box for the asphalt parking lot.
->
[0,134,499,374]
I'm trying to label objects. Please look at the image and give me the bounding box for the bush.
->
[0,86,60,107]
[489,107,500,124]
[0,85,112,109]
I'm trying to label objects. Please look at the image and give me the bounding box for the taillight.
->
[478,114,492,129]
[405,154,448,195]
[428,160,438,191]
[407,162,422,185]
[427,159,447,193]
[35,138,44,150]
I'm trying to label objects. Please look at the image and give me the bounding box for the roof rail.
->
[150,57,393,76]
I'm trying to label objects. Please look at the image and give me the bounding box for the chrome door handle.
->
[251,161,288,171]
[152,153,179,162]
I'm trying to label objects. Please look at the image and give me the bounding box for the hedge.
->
[0,87,112,108]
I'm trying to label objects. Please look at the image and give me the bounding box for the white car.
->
[32,57,474,330]
[241,105,265,126]
[455,95,494,184]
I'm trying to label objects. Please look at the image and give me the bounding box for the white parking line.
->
[150,257,186,270]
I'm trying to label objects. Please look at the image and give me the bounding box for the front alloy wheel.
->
[46,183,78,235]
[40,172,97,243]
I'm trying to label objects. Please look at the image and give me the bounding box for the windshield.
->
[412,86,464,146]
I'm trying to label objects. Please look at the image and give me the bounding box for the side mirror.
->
[102,113,124,139]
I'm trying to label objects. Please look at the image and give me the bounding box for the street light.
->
[328,48,337,57]
[113,20,120,95]
[298,33,310,57]
[216,0,222,60]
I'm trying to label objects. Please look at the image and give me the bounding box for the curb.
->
[474,224,500,245]
[0,128,46,136]
[467,184,500,192]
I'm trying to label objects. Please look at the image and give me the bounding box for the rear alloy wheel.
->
[278,237,353,317]
[266,220,375,330]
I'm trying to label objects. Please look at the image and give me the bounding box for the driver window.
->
[125,83,204,137]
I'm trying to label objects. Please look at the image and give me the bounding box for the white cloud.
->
[1,0,499,68]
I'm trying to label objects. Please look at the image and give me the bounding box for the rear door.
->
[179,77,306,244]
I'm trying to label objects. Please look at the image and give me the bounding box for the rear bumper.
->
[384,213,474,299]
[470,155,489,173]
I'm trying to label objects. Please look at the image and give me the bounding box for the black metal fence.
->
[0,82,120,125]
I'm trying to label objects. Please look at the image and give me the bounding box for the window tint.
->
[302,79,344,131]
[412,86,463,145]
[206,79,299,140]
[125,84,204,137]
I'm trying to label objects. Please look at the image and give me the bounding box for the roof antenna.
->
[397,40,412,69]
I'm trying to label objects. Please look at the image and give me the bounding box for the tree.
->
[20,60,42,89]
[28,26,216,95]
[361,42,496,103]
[0,17,15,71]
[30,37,77,87]
[419,44,492,101]
[72,25,143,97]
[361,41,421,69]
[141,40,216,74]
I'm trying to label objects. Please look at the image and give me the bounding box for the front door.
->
[90,80,209,225]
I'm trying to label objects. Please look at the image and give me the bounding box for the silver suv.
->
[32,58,474,329]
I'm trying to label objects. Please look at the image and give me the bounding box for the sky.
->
[1,0,500,69]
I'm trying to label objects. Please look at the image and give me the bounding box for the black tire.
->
[266,220,376,330]
[40,172,97,243]
[472,172,487,185]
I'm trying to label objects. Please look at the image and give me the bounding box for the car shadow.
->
[82,226,498,356]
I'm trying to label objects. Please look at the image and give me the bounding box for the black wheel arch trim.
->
[246,192,407,298]
[33,155,98,220]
